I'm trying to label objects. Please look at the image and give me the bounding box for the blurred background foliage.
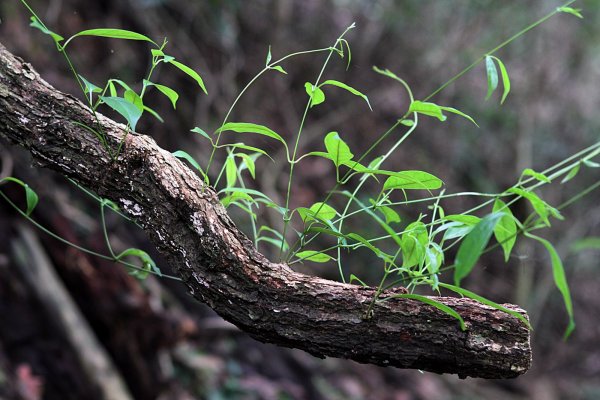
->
[1,0,599,399]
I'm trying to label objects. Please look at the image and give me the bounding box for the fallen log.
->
[0,42,531,378]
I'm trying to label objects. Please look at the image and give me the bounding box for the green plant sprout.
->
[3,0,594,341]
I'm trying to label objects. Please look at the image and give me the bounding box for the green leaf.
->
[295,250,332,263]
[236,153,256,179]
[142,105,163,123]
[490,56,511,104]
[116,248,160,279]
[309,202,337,222]
[409,101,446,121]
[257,225,288,251]
[444,215,481,225]
[216,122,287,149]
[400,119,414,127]
[29,16,64,43]
[324,132,354,168]
[382,170,443,191]
[225,156,237,188]
[508,188,551,226]
[485,55,499,100]
[401,221,428,268]
[384,294,466,331]
[561,163,580,184]
[190,127,212,142]
[526,233,575,339]
[265,45,272,65]
[493,199,517,262]
[409,101,478,126]
[304,82,325,107]
[143,80,179,109]
[0,177,39,216]
[168,60,207,94]
[454,212,504,286]
[320,79,372,110]
[172,150,207,181]
[522,168,551,183]
[78,75,102,96]
[270,65,287,74]
[346,233,391,261]
[99,96,143,130]
[225,143,273,160]
[438,106,479,127]
[557,6,583,18]
[124,89,143,111]
[379,205,401,225]
[65,28,156,47]
[439,283,532,330]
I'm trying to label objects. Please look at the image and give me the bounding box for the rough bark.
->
[0,42,531,379]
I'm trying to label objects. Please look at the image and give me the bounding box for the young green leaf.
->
[65,28,157,48]
[320,79,372,110]
[225,156,237,188]
[78,75,102,97]
[309,202,337,222]
[172,150,207,181]
[190,127,213,142]
[444,215,481,225]
[438,283,532,329]
[270,65,288,74]
[216,122,287,149]
[383,294,466,331]
[561,163,580,184]
[168,60,207,94]
[454,212,505,286]
[521,168,551,183]
[99,96,143,130]
[117,248,160,279]
[493,199,517,262]
[438,106,479,127]
[265,45,272,65]
[324,132,354,168]
[143,80,179,109]
[295,250,333,263]
[29,16,64,43]
[0,177,39,216]
[490,56,511,104]
[583,159,600,168]
[525,233,575,339]
[382,170,443,191]
[485,55,499,100]
[401,221,428,268]
[508,188,551,226]
[379,205,401,225]
[124,89,144,111]
[409,101,446,121]
[304,82,325,107]
[236,153,257,179]
[557,6,583,18]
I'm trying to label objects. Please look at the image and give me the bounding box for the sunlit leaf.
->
[143,80,179,109]
[382,170,443,191]
[295,250,332,263]
[522,168,551,183]
[561,163,580,184]
[225,156,237,188]
[557,6,583,18]
[324,131,354,168]
[305,82,325,107]
[29,16,64,43]
[65,28,156,48]
[270,65,287,74]
[216,122,287,149]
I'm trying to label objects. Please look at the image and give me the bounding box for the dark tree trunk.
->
[0,42,531,379]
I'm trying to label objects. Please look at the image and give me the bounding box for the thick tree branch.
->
[0,43,531,378]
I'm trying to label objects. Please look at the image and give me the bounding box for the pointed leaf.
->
[99,96,143,130]
[320,79,372,110]
[304,82,325,107]
[216,122,287,149]
[66,28,156,47]
[493,199,517,262]
[385,294,466,331]
[485,55,499,100]
[382,170,443,191]
[454,212,504,286]
[295,250,332,263]
[324,132,353,168]
[168,60,207,94]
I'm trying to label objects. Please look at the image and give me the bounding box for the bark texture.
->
[0,42,531,379]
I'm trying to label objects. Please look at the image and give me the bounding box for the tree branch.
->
[0,43,531,378]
